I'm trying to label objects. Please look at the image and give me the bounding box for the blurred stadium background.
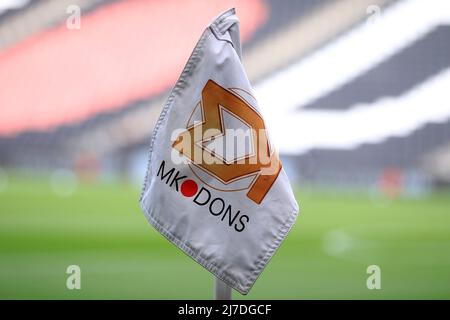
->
[1,0,450,299]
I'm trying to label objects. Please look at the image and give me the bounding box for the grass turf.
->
[1,177,449,299]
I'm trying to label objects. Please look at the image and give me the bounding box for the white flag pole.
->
[214,277,232,300]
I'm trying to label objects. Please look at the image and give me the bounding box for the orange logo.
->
[172,80,281,204]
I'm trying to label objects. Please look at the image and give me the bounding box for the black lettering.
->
[234,214,249,232]
[209,198,225,216]
[157,160,174,184]
[169,171,187,191]
[193,187,211,205]
[221,205,240,226]
[191,186,248,232]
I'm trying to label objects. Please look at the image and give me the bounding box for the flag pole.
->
[214,277,232,300]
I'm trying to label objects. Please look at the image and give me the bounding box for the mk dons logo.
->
[172,80,281,204]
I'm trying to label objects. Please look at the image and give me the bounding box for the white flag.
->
[140,8,299,295]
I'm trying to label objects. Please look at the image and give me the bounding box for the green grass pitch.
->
[1,177,450,299]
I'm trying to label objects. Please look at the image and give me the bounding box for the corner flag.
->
[140,8,299,295]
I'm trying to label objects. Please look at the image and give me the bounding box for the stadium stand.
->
[1,0,449,194]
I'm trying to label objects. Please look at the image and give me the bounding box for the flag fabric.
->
[140,8,299,295]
